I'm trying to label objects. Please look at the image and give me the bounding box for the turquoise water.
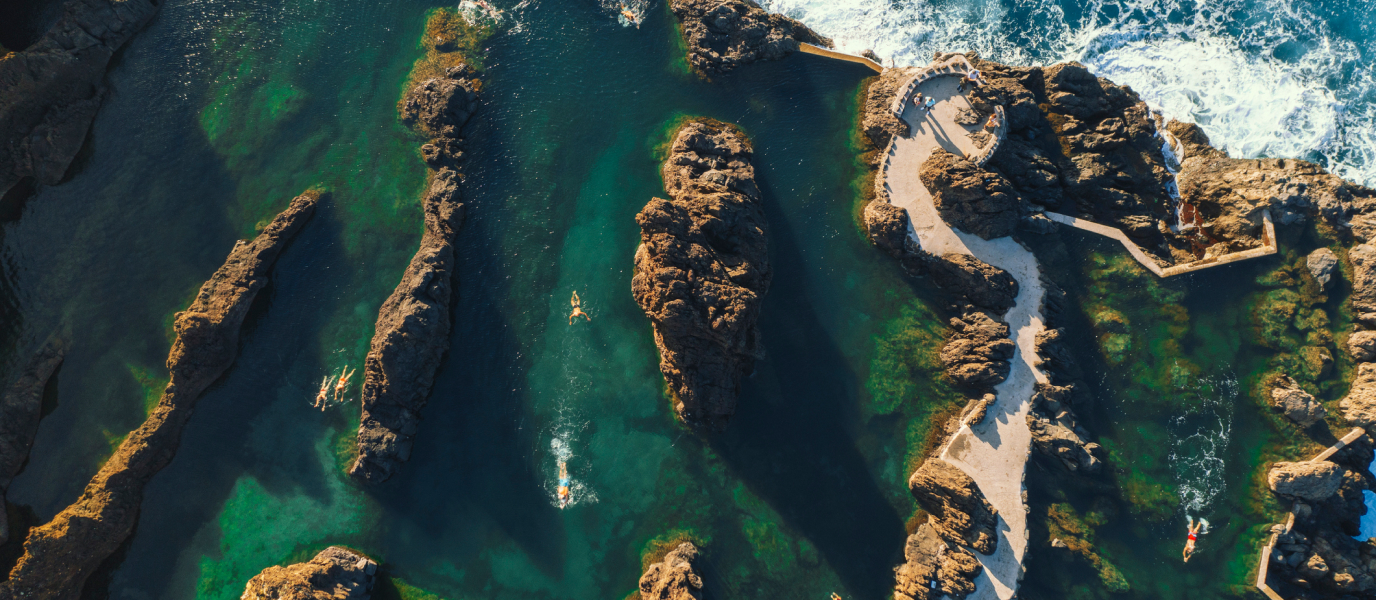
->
[0,0,1363,598]
[2,1,964,598]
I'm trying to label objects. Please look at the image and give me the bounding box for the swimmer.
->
[557,460,572,508]
[620,5,639,25]
[1182,515,1208,562]
[831,594,843,600]
[334,365,355,402]
[569,291,591,324]
[315,375,332,409]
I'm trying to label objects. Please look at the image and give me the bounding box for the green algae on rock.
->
[1043,503,1129,592]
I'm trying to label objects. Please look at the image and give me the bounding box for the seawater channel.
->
[0,1,1352,599]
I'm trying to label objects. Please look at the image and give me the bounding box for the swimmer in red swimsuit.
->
[1183,517,1203,562]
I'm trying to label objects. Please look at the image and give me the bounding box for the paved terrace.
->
[879,69,1043,600]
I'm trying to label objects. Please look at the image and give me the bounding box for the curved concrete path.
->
[880,74,1045,600]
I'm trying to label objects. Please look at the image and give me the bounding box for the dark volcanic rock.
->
[1271,376,1327,428]
[893,523,983,600]
[1,192,317,600]
[638,542,704,600]
[1268,461,1343,502]
[669,0,832,76]
[924,253,1019,313]
[860,67,915,151]
[0,0,160,200]
[633,120,771,428]
[908,458,999,555]
[940,310,1014,390]
[1170,121,1376,239]
[350,67,477,484]
[241,547,377,600]
[0,332,67,545]
[1027,382,1102,473]
[350,171,465,484]
[863,200,926,274]
[920,149,1021,240]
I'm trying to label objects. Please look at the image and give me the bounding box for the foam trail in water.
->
[759,0,1376,186]
[1167,373,1237,516]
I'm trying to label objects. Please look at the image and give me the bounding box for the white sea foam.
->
[760,0,1376,186]
[1167,374,1237,516]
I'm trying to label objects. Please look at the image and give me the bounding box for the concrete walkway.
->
[881,75,1043,600]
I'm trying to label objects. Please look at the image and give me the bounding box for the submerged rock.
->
[0,332,67,545]
[920,149,1022,240]
[1308,248,1339,292]
[638,542,704,600]
[893,523,983,600]
[0,0,161,201]
[908,458,999,555]
[1268,461,1343,502]
[351,66,478,484]
[1271,376,1327,428]
[632,120,771,428]
[0,191,318,599]
[242,546,377,600]
[668,0,832,76]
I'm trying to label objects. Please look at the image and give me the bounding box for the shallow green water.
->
[0,0,1345,598]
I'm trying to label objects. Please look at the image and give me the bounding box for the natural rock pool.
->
[0,0,1370,599]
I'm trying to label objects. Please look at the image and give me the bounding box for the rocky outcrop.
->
[940,310,1013,391]
[1308,248,1338,292]
[350,65,478,484]
[1340,363,1376,428]
[863,200,924,273]
[919,149,1021,240]
[893,523,983,600]
[1351,244,1376,327]
[0,332,67,545]
[1350,331,1376,363]
[1170,121,1376,238]
[638,542,704,600]
[1265,435,1376,596]
[241,547,377,600]
[908,458,998,555]
[669,0,832,76]
[1026,382,1102,472]
[1268,461,1344,502]
[632,120,770,428]
[1271,376,1327,428]
[924,253,1018,313]
[0,191,317,600]
[0,0,160,201]
[860,67,915,151]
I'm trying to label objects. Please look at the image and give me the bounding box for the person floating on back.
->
[569,291,591,324]
[334,365,355,403]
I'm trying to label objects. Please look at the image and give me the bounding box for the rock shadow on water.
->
[108,197,356,600]
[367,115,566,581]
[708,173,905,599]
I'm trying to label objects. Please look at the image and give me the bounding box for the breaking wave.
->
[760,0,1376,186]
